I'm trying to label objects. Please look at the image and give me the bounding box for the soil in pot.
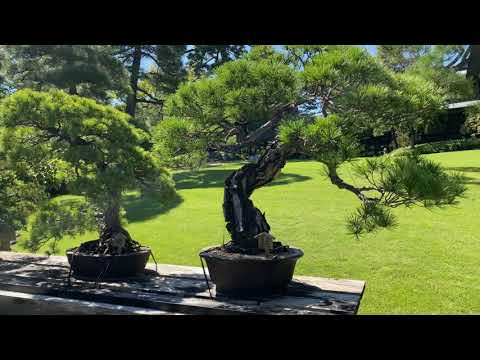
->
[66,240,151,281]
[200,245,303,297]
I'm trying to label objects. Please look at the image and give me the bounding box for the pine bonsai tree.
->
[165,45,467,251]
[0,89,175,255]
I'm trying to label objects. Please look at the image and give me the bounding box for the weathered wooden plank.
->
[294,276,365,296]
[0,259,361,307]
[0,269,354,315]
[0,252,365,315]
[0,251,366,295]
[0,276,337,315]
[0,289,183,315]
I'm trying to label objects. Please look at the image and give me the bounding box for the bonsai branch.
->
[326,165,377,203]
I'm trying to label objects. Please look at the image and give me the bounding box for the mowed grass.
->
[14,150,480,314]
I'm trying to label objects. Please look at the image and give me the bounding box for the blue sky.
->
[363,45,377,55]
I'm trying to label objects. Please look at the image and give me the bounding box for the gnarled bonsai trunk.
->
[83,193,140,255]
[223,141,288,251]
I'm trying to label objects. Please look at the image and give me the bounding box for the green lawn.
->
[14,150,480,314]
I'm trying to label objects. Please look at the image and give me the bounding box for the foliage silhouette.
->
[122,193,183,223]
[173,168,311,190]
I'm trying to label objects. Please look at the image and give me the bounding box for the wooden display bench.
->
[0,251,365,315]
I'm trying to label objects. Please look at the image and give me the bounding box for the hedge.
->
[390,138,480,156]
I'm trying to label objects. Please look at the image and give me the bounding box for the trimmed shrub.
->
[390,138,480,156]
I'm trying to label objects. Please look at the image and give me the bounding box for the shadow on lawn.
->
[446,167,480,185]
[173,169,312,190]
[446,166,480,173]
[123,193,183,223]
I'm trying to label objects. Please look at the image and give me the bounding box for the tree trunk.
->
[0,225,14,251]
[391,129,399,149]
[102,199,122,234]
[95,193,136,255]
[409,131,416,149]
[126,45,142,118]
[223,141,288,251]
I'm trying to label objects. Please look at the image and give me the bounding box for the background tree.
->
[115,45,187,121]
[377,45,431,72]
[284,45,332,69]
[0,47,8,98]
[115,45,246,127]
[0,89,175,255]
[152,116,207,170]
[407,46,474,102]
[3,45,129,102]
[185,45,247,78]
[375,45,474,102]
[449,45,480,98]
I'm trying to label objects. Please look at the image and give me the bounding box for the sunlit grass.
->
[14,150,480,314]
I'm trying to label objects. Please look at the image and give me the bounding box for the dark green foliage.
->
[186,45,247,77]
[377,45,431,72]
[143,46,187,96]
[344,153,467,236]
[354,154,466,206]
[280,115,359,167]
[152,117,207,170]
[0,169,44,232]
[165,56,298,156]
[24,199,97,254]
[116,45,188,122]
[346,202,397,238]
[0,47,8,98]
[463,104,480,136]
[391,138,480,155]
[0,89,175,252]
[284,45,331,69]
[376,45,474,103]
[4,45,129,102]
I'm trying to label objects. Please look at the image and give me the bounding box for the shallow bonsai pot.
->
[199,246,303,297]
[66,240,151,280]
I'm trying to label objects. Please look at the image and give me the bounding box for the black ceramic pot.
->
[66,240,151,280]
[199,246,303,297]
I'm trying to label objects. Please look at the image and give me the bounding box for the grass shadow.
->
[456,175,480,186]
[446,167,480,186]
[446,166,480,173]
[173,169,312,190]
[123,193,184,223]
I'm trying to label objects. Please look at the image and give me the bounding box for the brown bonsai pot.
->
[199,246,303,297]
[66,240,151,280]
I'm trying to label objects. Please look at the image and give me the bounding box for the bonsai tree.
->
[0,89,175,255]
[165,45,466,251]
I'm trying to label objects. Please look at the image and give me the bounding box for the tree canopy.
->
[162,45,466,240]
[0,89,175,254]
[2,45,129,102]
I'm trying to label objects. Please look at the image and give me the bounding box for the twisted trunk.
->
[223,141,289,251]
[86,193,139,255]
